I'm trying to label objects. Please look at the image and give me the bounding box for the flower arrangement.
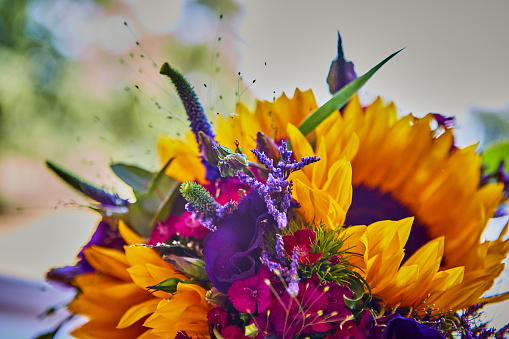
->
[41,33,509,339]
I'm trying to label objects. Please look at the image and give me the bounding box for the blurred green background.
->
[0,0,245,230]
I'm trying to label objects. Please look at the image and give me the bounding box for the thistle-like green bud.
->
[180,182,220,230]
[180,182,218,215]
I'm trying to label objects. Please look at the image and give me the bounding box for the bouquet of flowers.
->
[42,34,509,338]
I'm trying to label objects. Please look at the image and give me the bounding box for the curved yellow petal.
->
[82,246,131,282]
[117,299,160,329]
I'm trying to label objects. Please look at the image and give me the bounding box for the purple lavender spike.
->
[160,63,215,142]
[279,141,293,164]
[160,63,220,181]
[261,251,283,272]
[275,234,285,261]
[234,141,319,228]
[286,251,300,297]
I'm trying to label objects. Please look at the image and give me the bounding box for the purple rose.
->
[203,191,273,293]
[382,314,444,339]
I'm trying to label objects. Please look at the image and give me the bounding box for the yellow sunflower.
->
[287,94,509,312]
[68,221,211,338]
[158,89,509,314]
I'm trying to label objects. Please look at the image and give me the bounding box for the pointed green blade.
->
[298,48,405,136]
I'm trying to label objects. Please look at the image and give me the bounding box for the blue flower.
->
[383,314,444,339]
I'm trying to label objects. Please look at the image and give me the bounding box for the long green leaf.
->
[147,157,174,194]
[298,48,405,136]
[111,163,153,193]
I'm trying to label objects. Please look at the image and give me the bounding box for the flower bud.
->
[198,131,218,165]
[223,153,248,170]
[256,131,281,163]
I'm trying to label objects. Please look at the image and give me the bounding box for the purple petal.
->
[203,191,273,292]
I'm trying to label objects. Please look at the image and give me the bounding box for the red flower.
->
[282,229,322,265]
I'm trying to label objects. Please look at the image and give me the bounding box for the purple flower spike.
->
[286,251,300,297]
[160,63,214,142]
[433,113,457,129]
[160,63,221,181]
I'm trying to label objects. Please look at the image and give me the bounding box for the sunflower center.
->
[344,185,431,263]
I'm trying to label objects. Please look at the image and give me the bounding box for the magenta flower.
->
[207,307,230,333]
[148,216,177,245]
[325,311,370,339]
[148,212,210,245]
[173,212,210,238]
[220,325,250,339]
[228,268,271,313]
[329,254,341,265]
[282,229,322,265]
[252,277,353,338]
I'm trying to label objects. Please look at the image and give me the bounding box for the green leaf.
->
[123,179,179,237]
[482,140,509,173]
[120,163,179,237]
[298,48,405,136]
[147,157,174,194]
[148,185,180,230]
[111,163,153,193]
[165,254,209,281]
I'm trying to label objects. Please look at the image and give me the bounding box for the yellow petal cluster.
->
[68,221,211,338]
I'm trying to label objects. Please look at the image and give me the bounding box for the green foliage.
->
[298,48,404,136]
[111,163,154,194]
[147,277,185,293]
[482,140,509,173]
[299,223,361,285]
[107,160,179,237]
